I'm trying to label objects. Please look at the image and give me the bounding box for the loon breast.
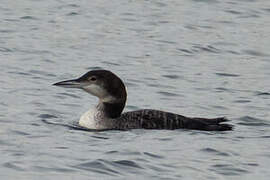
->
[79,108,117,130]
[79,109,97,129]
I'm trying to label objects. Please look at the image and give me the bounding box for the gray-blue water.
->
[1,0,270,179]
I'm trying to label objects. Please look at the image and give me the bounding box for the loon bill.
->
[53,70,233,131]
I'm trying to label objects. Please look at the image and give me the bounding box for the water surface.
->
[1,0,270,179]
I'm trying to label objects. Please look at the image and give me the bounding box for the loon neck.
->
[96,100,125,118]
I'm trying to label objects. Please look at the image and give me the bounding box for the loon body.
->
[53,70,232,131]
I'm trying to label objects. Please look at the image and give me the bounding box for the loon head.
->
[53,70,127,104]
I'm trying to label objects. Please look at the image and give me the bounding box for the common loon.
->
[53,70,232,131]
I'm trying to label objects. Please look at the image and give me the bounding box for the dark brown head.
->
[53,70,127,104]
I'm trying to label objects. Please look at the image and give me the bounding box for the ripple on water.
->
[233,100,251,103]
[32,165,76,173]
[29,70,56,77]
[4,18,20,22]
[255,91,270,96]
[237,116,270,127]
[8,71,31,77]
[10,130,31,136]
[0,47,13,52]
[101,61,121,66]
[210,164,249,176]
[20,16,38,20]
[56,92,81,99]
[143,152,164,159]
[211,105,229,110]
[72,160,120,176]
[86,66,104,70]
[145,164,168,173]
[215,73,240,77]
[200,148,230,157]
[58,3,80,9]
[162,74,181,79]
[263,8,270,13]
[125,105,139,111]
[215,87,235,93]
[157,91,180,97]
[72,159,145,176]
[156,40,177,45]
[242,49,270,57]
[192,0,218,3]
[3,162,25,172]
[38,114,58,119]
[176,48,194,56]
[225,10,243,15]
[192,45,221,54]
[66,12,79,16]
[113,160,143,169]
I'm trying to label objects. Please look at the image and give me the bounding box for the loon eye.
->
[89,77,97,81]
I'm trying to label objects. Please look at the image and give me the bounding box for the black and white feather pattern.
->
[119,109,232,131]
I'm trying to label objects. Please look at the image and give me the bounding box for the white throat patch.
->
[83,84,117,103]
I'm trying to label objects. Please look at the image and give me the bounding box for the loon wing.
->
[121,109,232,131]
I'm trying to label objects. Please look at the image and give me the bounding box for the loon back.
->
[53,69,233,131]
[119,109,232,131]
